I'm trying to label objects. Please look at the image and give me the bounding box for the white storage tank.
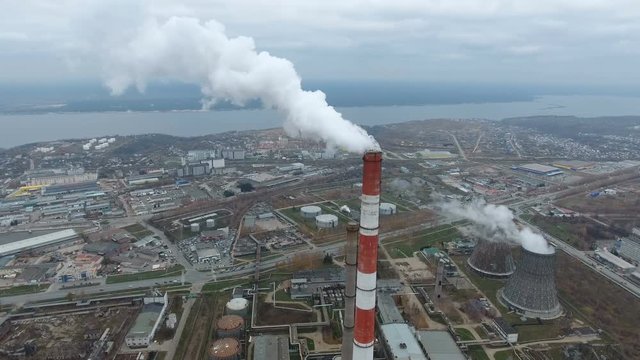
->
[300,205,322,218]
[379,203,397,215]
[206,218,216,228]
[225,298,249,316]
[191,223,201,233]
[316,214,339,229]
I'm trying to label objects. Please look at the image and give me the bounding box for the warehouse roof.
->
[595,249,635,270]
[417,330,466,360]
[253,335,290,360]
[517,163,562,174]
[0,229,77,256]
[127,303,164,338]
[381,323,426,360]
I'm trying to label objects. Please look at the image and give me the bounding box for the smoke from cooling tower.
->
[101,16,379,154]
[441,199,553,254]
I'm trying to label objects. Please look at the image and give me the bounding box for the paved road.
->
[1,219,460,306]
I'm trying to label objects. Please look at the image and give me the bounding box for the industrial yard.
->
[0,304,138,359]
[1,118,640,359]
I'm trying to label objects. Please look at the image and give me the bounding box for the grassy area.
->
[468,346,490,360]
[306,338,315,351]
[494,350,516,360]
[106,264,185,284]
[380,193,414,211]
[0,284,49,297]
[473,325,489,339]
[275,288,292,302]
[385,225,461,258]
[455,328,476,341]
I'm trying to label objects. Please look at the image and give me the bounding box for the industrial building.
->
[0,229,78,257]
[56,253,103,283]
[467,239,515,278]
[196,248,221,262]
[500,247,563,319]
[380,323,426,360]
[377,291,404,324]
[493,317,518,343]
[594,248,636,273]
[614,238,640,265]
[514,163,563,176]
[290,269,344,299]
[551,160,595,171]
[416,331,466,360]
[42,180,101,196]
[252,335,290,360]
[125,293,169,348]
[379,202,397,215]
[221,149,245,160]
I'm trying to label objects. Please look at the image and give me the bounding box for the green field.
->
[455,328,476,341]
[384,225,461,258]
[494,350,516,360]
[0,284,49,297]
[467,346,490,360]
[106,264,185,284]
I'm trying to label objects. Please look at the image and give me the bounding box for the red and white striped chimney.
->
[353,150,382,360]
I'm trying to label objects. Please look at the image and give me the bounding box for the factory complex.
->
[1,118,639,360]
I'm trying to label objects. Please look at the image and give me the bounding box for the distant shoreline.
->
[1,94,640,148]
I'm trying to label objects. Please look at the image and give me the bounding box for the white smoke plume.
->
[441,198,553,254]
[100,16,379,154]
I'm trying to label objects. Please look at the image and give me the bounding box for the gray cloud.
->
[1,0,640,84]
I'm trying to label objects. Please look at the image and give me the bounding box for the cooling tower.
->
[467,238,515,278]
[499,247,562,320]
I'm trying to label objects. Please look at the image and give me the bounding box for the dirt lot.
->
[528,215,625,250]
[556,253,640,359]
[557,190,640,217]
[0,306,138,359]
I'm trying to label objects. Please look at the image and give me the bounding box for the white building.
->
[0,229,78,257]
[125,293,169,348]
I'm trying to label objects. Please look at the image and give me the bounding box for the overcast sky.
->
[2,0,640,86]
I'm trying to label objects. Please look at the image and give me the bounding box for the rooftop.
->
[380,323,426,360]
[494,317,517,335]
[377,291,404,324]
[0,229,78,256]
[517,163,562,174]
[595,249,636,270]
[417,330,466,360]
[127,303,164,337]
[253,335,290,360]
